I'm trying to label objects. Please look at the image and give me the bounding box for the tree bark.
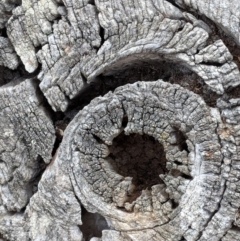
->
[0,0,240,240]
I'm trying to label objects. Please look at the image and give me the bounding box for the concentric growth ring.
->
[60,80,222,233]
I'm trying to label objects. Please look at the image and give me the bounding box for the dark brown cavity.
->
[109,132,167,195]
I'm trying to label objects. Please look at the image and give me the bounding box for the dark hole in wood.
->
[174,160,183,165]
[79,206,109,241]
[173,127,190,153]
[109,132,167,202]
[0,27,8,37]
[121,116,128,128]
[172,200,179,209]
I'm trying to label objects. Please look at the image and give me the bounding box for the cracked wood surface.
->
[1,0,240,241]
[7,0,240,111]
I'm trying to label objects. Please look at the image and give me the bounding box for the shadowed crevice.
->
[172,127,189,153]
[66,61,220,117]
[79,206,110,241]
[0,27,8,37]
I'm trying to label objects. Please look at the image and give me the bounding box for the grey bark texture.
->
[1,0,240,241]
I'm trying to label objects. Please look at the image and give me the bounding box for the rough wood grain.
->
[6,0,240,111]
[0,79,55,240]
[175,0,240,47]
[0,0,240,241]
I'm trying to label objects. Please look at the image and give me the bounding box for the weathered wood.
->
[175,0,240,47]
[7,0,240,111]
[0,0,240,240]
[0,79,55,240]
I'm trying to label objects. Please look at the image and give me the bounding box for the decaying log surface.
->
[0,79,55,240]
[1,0,240,240]
[175,0,240,47]
[7,0,240,111]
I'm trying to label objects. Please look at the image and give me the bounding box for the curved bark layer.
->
[0,0,240,241]
[6,0,240,111]
[175,0,240,47]
[1,80,237,241]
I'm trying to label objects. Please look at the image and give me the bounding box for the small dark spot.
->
[94,26,105,52]
[81,72,88,84]
[225,85,240,99]
[200,61,223,67]
[177,27,184,32]
[231,225,240,231]
[122,116,128,128]
[53,14,62,23]
[99,27,105,46]
[88,0,95,5]
[180,237,187,241]
[51,133,61,157]
[92,133,105,144]
[173,127,189,153]
[174,160,182,165]
[0,27,8,37]
[181,173,192,180]
[172,200,179,209]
